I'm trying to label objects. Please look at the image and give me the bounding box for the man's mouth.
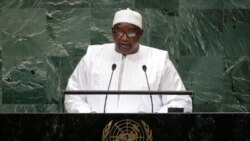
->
[119,43,130,49]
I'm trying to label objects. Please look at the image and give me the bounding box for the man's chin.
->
[119,50,131,55]
[115,44,139,55]
[116,47,132,54]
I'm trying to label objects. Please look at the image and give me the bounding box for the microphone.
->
[142,65,153,113]
[104,63,116,113]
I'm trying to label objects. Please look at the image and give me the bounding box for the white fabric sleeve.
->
[64,56,92,113]
[158,56,193,113]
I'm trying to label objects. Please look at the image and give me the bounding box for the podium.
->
[63,90,194,113]
[1,114,250,141]
[62,90,194,140]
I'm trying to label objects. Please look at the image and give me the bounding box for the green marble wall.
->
[0,0,249,112]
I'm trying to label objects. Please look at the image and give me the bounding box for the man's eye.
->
[128,31,137,37]
[117,31,123,36]
[114,30,123,36]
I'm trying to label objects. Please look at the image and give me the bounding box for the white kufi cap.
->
[113,8,142,29]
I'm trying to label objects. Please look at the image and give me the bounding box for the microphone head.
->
[112,64,117,71]
[142,65,147,72]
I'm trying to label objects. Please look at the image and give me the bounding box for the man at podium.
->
[65,8,192,113]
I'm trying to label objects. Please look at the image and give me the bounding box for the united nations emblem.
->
[102,119,153,141]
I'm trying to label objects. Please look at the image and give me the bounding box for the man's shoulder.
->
[88,43,114,50]
[140,44,168,58]
[86,43,114,55]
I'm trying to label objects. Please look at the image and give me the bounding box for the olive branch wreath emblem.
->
[102,119,153,141]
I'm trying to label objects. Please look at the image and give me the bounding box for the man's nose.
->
[120,32,129,41]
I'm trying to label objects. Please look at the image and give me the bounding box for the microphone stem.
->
[144,73,151,91]
[104,68,115,113]
[107,71,114,91]
[144,72,153,113]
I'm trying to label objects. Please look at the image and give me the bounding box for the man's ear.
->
[139,29,144,38]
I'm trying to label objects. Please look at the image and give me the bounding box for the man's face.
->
[112,23,143,55]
